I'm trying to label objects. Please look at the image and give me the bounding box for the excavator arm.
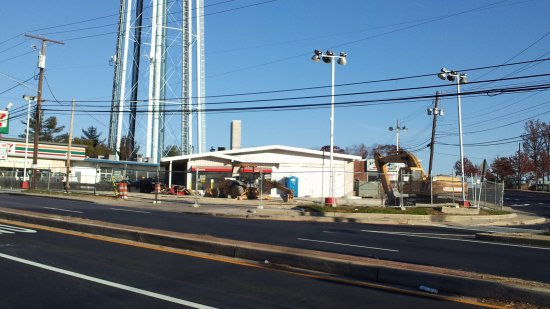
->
[374,150,428,201]
[262,179,294,202]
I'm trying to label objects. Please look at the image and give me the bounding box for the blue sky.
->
[0,0,548,174]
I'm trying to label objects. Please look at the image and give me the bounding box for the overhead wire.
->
[40,82,550,114]
[33,71,550,105]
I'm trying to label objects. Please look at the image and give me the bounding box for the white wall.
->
[231,149,357,198]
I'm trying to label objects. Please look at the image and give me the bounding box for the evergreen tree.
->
[19,109,65,142]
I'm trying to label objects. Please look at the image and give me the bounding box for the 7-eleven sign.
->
[0,111,9,134]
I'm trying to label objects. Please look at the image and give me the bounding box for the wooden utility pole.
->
[428,92,441,177]
[65,98,75,192]
[24,33,64,189]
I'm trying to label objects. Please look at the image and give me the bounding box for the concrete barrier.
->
[0,207,549,307]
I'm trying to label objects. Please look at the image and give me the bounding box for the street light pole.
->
[437,68,468,205]
[312,50,347,206]
[22,95,36,185]
[456,77,466,203]
[388,120,407,151]
[329,56,336,205]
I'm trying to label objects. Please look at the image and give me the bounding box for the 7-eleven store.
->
[0,138,86,182]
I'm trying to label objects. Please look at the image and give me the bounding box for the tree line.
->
[483,119,549,184]
[331,119,549,184]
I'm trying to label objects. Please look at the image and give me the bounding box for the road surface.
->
[1,194,548,283]
[0,222,485,308]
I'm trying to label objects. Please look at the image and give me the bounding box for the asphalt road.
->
[1,194,549,284]
[0,223,483,309]
[504,189,550,229]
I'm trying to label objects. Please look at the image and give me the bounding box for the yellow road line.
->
[0,218,509,309]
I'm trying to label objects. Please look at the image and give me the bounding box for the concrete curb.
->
[0,207,549,307]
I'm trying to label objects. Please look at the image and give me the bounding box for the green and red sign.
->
[0,111,9,134]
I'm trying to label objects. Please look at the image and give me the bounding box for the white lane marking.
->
[42,207,83,214]
[510,204,531,207]
[298,238,399,252]
[436,225,542,234]
[109,208,151,214]
[0,224,36,234]
[323,230,474,238]
[360,230,550,251]
[0,252,217,308]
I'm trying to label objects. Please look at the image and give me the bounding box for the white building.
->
[161,145,361,198]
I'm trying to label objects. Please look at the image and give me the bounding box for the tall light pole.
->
[22,95,36,185]
[312,50,347,206]
[388,120,407,151]
[437,68,469,205]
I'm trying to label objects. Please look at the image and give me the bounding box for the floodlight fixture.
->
[337,52,347,65]
[322,50,334,64]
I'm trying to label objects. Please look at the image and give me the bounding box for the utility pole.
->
[65,98,75,192]
[428,92,443,176]
[518,142,521,189]
[24,33,64,189]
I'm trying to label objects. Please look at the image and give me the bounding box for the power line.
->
[37,70,550,105]
[0,76,34,95]
[438,127,549,148]
[41,83,550,114]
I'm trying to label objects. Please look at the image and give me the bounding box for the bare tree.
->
[345,143,368,158]
[372,144,397,156]
[522,119,547,182]
[320,145,346,154]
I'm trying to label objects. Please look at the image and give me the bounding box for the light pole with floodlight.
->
[437,68,469,205]
[22,95,36,186]
[388,120,407,151]
[312,50,347,206]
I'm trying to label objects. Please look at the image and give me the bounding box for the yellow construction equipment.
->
[206,165,294,202]
[374,150,465,205]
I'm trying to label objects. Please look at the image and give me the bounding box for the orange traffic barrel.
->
[118,182,128,199]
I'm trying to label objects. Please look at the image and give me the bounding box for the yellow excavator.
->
[374,150,464,205]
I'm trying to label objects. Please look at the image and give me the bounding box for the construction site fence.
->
[0,168,504,209]
[467,180,505,211]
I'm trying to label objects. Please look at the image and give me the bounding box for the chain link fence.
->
[468,180,504,210]
[0,166,505,209]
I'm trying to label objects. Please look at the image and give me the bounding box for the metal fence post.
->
[500,182,504,211]
[259,169,263,209]
[483,181,487,208]
[47,166,51,192]
[193,169,200,207]
[430,175,433,207]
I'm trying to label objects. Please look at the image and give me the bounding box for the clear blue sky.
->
[0,0,548,174]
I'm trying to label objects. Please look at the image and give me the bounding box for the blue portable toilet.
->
[286,176,299,197]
